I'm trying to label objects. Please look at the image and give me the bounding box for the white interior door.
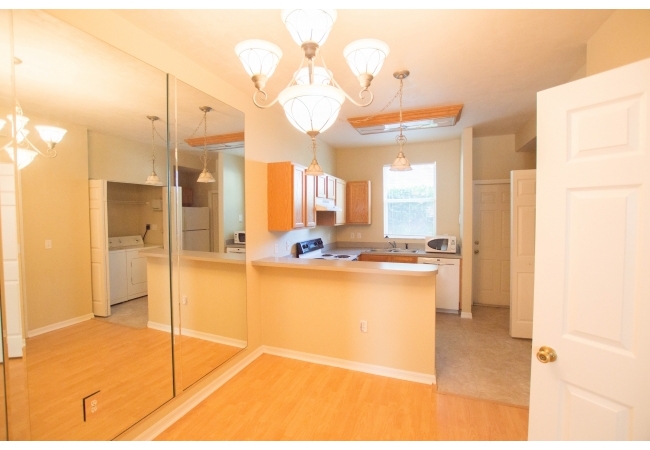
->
[510,170,536,338]
[529,58,650,440]
[473,182,511,306]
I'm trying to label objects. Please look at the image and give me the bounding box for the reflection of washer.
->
[108,236,160,305]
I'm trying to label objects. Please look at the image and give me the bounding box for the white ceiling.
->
[116,9,614,148]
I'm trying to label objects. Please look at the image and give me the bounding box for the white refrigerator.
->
[182,207,210,251]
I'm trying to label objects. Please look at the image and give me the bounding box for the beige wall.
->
[89,131,168,185]
[473,134,536,181]
[459,128,473,317]
[20,119,93,332]
[586,10,650,76]
[106,182,164,245]
[260,267,436,375]
[222,153,245,243]
[335,139,461,244]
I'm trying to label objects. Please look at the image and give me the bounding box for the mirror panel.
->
[3,10,174,439]
[169,77,247,390]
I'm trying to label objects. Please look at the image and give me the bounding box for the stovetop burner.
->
[296,238,358,261]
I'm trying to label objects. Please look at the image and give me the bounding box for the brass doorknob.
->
[536,346,557,363]
[474,250,479,254]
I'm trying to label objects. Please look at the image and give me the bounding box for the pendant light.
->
[390,70,412,172]
[196,106,216,183]
[305,137,324,176]
[145,115,163,186]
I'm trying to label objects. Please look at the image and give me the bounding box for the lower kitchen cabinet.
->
[357,253,418,264]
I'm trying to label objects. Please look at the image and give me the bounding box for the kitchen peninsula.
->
[252,256,438,384]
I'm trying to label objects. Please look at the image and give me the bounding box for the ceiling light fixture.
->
[1,102,67,170]
[145,115,163,186]
[195,106,216,183]
[390,70,412,172]
[235,9,389,172]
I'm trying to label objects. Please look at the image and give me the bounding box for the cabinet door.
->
[305,174,316,228]
[326,176,336,200]
[346,181,371,224]
[316,175,327,199]
[293,165,306,228]
[335,179,346,225]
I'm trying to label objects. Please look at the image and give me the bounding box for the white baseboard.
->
[134,345,264,441]
[27,313,94,338]
[263,346,436,385]
[147,321,246,348]
[461,311,473,319]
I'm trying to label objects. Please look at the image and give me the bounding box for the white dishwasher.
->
[417,256,461,313]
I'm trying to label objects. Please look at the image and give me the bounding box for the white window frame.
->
[382,163,436,239]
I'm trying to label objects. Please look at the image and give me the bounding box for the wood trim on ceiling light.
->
[184,131,245,147]
[347,104,463,129]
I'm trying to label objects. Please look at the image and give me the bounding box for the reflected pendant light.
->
[305,138,324,176]
[196,106,216,183]
[145,115,163,186]
[390,70,412,172]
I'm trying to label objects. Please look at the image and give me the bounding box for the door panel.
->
[529,57,650,440]
[473,183,510,306]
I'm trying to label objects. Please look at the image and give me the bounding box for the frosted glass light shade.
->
[305,158,324,176]
[145,171,163,186]
[7,113,29,133]
[343,39,390,77]
[0,118,5,131]
[35,125,67,148]
[281,9,337,46]
[234,39,283,78]
[197,169,216,183]
[278,84,345,136]
[4,145,38,170]
[390,151,412,171]
[294,66,332,85]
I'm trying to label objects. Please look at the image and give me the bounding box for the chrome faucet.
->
[389,241,397,248]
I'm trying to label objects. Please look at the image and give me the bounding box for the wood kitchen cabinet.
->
[335,178,346,225]
[268,161,315,231]
[346,181,371,224]
[357,253,418,264]
[316,175,327,199]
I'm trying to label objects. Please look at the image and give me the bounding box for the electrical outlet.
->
[274,244,278,254]
[83,391,101,422]
[45,239,52,249]
[145,224,151,230]
[350,232,354,239]
[182,296,188,305]
[356,233,361,239]
[360,320,368,333]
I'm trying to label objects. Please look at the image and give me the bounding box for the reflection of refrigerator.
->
[182,207,210,251]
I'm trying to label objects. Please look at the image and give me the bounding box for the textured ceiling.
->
[116,9,613,148]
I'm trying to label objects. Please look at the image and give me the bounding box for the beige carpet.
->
[435,305,532,406]
[95,296,148,329]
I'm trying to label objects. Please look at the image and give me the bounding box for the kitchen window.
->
[383,163,436,238]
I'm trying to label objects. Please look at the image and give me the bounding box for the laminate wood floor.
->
[157,354,529,441]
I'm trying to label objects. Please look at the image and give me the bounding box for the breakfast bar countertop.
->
[251,256,438,277]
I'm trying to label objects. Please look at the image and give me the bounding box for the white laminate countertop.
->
[139,247,245,265]
[252,256,438,277]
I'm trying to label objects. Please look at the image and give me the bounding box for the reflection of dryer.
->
[108,236,160,305]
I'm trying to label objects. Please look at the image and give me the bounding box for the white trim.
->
[7,335,24,358]
[133,346,264,441]
[27,313,94,338]
[473,179,510,185]
[461,312,473,319]
[263,346,436,385]
[147,321,246,348]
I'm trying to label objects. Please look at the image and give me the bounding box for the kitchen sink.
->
[364,249,419,253]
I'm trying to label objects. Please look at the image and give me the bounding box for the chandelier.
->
[390,70,412,171]
[145,115,164,186]
[1,102,67,170]
[235,9,389,174]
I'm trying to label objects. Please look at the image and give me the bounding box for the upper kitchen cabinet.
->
[346,181,372,225]
[268,161,315,231]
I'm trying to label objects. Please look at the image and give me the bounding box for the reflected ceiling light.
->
[390,70,412,172]
[1,102,67,170]
[145,115,164,186]
[235,9,389,164]
[195,106,216,183]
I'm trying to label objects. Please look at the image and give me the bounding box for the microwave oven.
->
[234,231,245,244]
[425,235,457,254]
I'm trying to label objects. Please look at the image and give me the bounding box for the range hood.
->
[315,198,342,212]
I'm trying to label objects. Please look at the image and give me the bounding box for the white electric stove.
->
[296,238,358,261]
